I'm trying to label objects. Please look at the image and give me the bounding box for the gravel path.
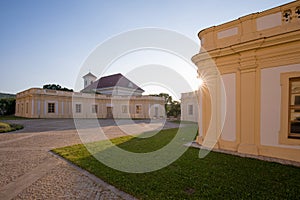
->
[0,119,178,200]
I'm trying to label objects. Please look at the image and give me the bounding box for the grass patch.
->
[0,115,27,120]
[170,120,198,125]
[53,128,300,199]
[0,122,23,133]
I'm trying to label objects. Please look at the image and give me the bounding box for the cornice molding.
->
[193,30,300,74]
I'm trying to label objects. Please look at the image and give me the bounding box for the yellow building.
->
[192,1,300,162]
[15,73,165,119]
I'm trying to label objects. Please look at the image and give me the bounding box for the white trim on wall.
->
[61,101,64,115]
[55,102,58,114]
[261,64,300,149]
[44,101,46,115]
[31,99,34,115]
[220,73,236,142]
[37,100,40,115]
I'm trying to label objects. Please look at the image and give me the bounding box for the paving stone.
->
[12,163,124,200]
[0,119,175,199]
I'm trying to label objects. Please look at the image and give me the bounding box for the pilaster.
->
[237,52,259,155]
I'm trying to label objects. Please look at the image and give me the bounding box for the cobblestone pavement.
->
[0,119,179,200]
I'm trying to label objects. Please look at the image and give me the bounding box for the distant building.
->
[180,91,198,123]
[82,72,97,89]
[15,73,165,119]
[81,73,145,96]
[192,1,300,162]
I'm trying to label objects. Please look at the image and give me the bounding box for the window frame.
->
[92,104,98,114]
[135,104,142,114]
[48,103,55,113]
[288,77,300,139]
[75,104,82,113]
[188,104,194,115]
[154,106,159,117]
[280,72,300,145]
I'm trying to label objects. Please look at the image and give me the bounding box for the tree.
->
[150,93,181,117]
[43,84,73,92]
[168,100,181,117]
[0,98,15,116]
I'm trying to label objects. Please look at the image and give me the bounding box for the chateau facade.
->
[192,1,300,162]
[15,73,165,119]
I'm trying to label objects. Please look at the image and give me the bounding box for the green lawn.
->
[53,127,300,199]
[170,120,198,124]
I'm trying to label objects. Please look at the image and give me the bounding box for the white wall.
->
[221,73,236,141]
[256,12,282,31]
[181,92,199,122]
[261,64,300,149]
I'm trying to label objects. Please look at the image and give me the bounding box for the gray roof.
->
[82,72,97,79]
[81,73,144,93]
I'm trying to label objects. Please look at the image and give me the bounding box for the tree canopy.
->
[0,98,15,116]
[43,84,73,92]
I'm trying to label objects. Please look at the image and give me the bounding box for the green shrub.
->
[0,122,10,129]
[0,98,15,116]
[0,122,23,133]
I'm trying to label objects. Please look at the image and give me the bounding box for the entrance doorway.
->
[106,107,113,118]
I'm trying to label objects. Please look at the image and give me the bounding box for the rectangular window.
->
[75,104,81,113]
[136,105,142,114]
[92,104,98,113]
[26,102,29,114]
[289,77,300,138]
[188,105,193,115]
[122,105,128,113]
[48,103,55,113]
[155,107,159,117]
[294,96,300,112]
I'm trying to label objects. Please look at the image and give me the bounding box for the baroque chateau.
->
[15,73,165,119]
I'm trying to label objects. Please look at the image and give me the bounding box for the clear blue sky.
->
[0,0,293,94]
